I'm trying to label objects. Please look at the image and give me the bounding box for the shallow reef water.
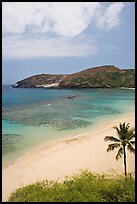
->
[2,85,135,167]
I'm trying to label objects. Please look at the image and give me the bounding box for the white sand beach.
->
[2,113,135,201]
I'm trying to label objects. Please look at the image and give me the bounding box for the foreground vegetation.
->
[9,170,135,202]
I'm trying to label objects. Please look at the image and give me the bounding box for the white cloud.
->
[2,2,125,59]
[2,2,101,37]
[96,2,125,30]
[2,2,125,37]
[2,34,98,59]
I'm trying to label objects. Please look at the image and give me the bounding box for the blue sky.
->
[2,2,135,84]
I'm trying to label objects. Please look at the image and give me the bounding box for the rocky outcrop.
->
[12,65,135,89]
[12,74,65,88]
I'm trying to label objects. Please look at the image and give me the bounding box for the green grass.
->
[8,170,135,202]
[69,70,135,88]
[94,71,135,88]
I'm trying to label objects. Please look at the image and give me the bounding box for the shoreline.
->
[119,87,135,90]
[2,109,135,170]
[2,112,135,201]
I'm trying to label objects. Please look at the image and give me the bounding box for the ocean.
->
[2,85,135,168]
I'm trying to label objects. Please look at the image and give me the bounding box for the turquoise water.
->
[2,85,135,168]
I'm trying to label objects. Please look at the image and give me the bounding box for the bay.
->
[2,85,135,168]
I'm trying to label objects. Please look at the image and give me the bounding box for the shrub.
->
[8,170,135,202]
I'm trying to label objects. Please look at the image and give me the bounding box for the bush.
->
[8,170,135,202]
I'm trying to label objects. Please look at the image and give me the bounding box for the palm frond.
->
[121,122,130,132]
[119,122,130,135]
[107,143,121,152]
[116,147,123,161]
[126,129,135,140]
[128,127,135,133]
[104,136,121,143]
[130,141,135,145]
[127,142,135,153]
[126,123,130,130]
[119,122,123,131]
[113,126,121,137]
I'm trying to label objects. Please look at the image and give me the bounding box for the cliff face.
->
[12,65,135,88]
[12,74,65,88]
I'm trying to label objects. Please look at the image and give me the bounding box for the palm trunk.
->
[123,145,127,177]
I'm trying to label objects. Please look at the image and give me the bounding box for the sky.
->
[2,2,135,84]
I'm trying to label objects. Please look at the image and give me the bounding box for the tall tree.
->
[104,122,135,176]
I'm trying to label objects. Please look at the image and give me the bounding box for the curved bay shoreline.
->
[2,112,135,201]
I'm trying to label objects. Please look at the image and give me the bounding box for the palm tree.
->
[104,122,135,177]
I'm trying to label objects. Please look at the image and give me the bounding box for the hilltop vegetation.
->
[9,170,135,202]
[12,65,135,88]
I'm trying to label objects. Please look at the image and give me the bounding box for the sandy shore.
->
[2,112,135,201]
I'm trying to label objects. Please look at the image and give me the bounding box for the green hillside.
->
[12,65,135,88]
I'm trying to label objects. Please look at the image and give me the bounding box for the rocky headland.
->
[12,65,135,89]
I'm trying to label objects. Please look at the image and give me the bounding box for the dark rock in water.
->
[12,83,19,88]
[67,95,79,99]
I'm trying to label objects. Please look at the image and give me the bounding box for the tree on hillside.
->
[104,122,135,176]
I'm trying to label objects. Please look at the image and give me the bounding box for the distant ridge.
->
[12,65,135,88]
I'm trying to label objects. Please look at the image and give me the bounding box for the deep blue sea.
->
[2,85,135,168]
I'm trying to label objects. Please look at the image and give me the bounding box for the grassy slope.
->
[69,70,135,88]
[8,170,135,202]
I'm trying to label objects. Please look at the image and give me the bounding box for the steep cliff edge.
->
[12,74,65,88]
